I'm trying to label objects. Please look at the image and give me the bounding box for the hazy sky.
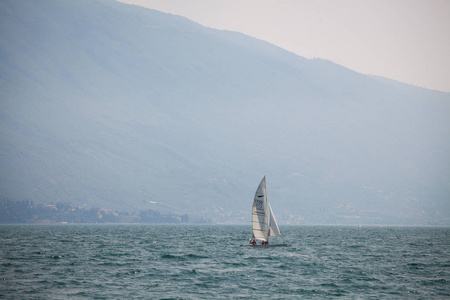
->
[118,0,450,92]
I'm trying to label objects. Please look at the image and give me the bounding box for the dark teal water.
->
[0,225,449,299]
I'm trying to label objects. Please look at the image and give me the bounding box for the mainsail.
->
[252,176,268,241]
[251,176,282,242]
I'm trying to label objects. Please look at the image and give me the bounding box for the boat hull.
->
[240,243,291,247]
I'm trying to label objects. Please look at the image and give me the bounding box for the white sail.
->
[268,203,282,237]
[252,176,269,241]
[245,176,288,247]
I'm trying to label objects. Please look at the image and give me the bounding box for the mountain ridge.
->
[1,0,449,224]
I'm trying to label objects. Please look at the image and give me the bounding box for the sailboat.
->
[242,176,290,247]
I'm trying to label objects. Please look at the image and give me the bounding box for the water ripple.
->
[0,225,449,299]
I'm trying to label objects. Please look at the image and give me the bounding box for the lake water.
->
[0,225,449,299]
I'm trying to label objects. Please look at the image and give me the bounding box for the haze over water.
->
[1,225,449,299]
